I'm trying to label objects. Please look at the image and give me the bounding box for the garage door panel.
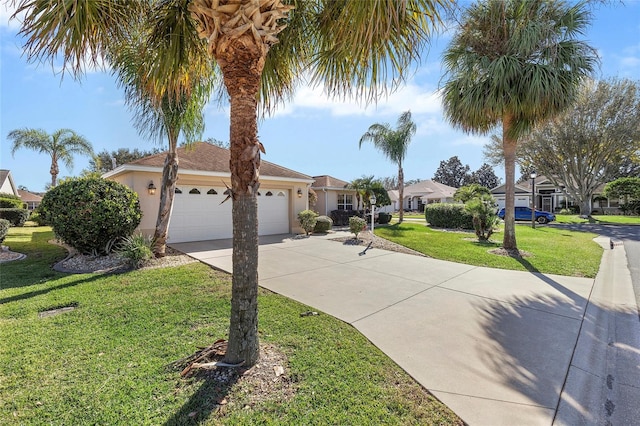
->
[168,186,289,243]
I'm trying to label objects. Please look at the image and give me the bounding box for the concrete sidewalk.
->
[171,232,640,425]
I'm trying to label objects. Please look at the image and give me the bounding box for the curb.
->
[554,238,640,424]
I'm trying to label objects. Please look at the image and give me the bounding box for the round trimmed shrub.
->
[377,212,392,224]
[297,209,318,236]
[40,178,142,255]
[0,219,9,244]
[314,215,333,233]
[425,203,473,229]
[0,208,29,227]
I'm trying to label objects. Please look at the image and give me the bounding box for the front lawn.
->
[0,227,461,425]
[374,222,602,277]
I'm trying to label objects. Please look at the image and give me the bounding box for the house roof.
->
[491,183,531,194]
[18,189,43,202]
[0,169,18,196]
[403,180,457,200]
[106,142,313,182]
[311,175,351,190]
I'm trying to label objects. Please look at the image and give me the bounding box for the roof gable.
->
[404,180,457,199]
[311,175,350,189]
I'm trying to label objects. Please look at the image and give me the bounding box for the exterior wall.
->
[108,170,310,238]
[313,189,357,216]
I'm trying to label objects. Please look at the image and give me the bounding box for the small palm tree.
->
[440,0,597,251]
[8,128,94,187]
[359,111,417,223]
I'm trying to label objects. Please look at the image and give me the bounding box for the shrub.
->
[558,208,573,215]
[117,233,154,267]
[314,215,333,233]
[0,219,9,244]
[0,197,24,209]
[424,203,473,229]
[377,212,392,224]
[28,210,47,226]
[297,209,318,236]
[349,216,367,239]
[0,208,29,227]
[464,195,498,241]
[330,209,362,226]
[39,177,142,255]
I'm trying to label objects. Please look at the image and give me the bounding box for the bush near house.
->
[330,209,363,226]
[349,216,367,239]
[0,208,29,227]
[425,203,474,229]
[0,219,9,243]
[314,215,333,233]
[39,177,141,255]
[378,212,392,224]
[297,209,318,235]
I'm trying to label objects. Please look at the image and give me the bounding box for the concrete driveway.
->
[171,231,640,425]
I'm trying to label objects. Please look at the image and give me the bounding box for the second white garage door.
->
[168,186,289,243]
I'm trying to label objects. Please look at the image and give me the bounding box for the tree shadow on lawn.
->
[0,273,106,305]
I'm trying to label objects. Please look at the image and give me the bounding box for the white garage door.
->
[167,186,289,243]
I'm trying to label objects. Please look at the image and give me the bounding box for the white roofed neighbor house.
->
[103,142,314,243]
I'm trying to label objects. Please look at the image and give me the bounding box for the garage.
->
[167,186,290,243]
[103,142,313,242]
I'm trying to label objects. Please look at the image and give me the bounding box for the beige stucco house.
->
[310,175,357,216]
[402,180,457,212]
[103,142,314,243]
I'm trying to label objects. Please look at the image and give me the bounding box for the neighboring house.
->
[491,175,622,213]
[401,180,457,212]
[103,142,314,243]
[377,189,399,214]
[0,170,18,196]
[491,182,535,210]
[311,175,357,216]
[18,189,42,211]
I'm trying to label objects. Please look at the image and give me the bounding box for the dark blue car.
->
[497,206,556,224]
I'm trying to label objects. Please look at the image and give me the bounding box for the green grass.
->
[0,227,461,425]
[374,222,602,277]
[555,214,640,224]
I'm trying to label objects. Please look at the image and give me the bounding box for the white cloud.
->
[450,134,490,147]
[0,2,23,30]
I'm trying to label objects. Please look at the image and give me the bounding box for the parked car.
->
[497,206,556,224]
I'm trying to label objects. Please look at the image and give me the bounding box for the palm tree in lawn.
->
[108,11,217,257]
[440,0,597,251]
[359,111,416,224]
[7,128,94,187]
[14,0,450,367]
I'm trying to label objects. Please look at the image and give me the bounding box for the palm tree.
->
[440,0,597,251]
[14,0,450,367]
[7,128,94,187]
[359,111,417,223]
[108,11,216,257]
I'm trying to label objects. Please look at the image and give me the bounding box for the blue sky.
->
[1,2,639,193]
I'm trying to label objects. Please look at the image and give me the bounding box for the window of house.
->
[337,194,353,210]
[207,189,218,195]
[189,188,201,194]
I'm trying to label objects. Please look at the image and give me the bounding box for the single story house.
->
[310,175,357,216]
[0,170,18,197]
[103,142,314,243]
[402,180,457,212]
[492,175,622,213]
[18,189,43,211]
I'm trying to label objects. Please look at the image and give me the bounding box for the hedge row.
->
[424,203,473,229]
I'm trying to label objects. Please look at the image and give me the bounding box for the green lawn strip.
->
[0,227,461,425]
[555,214,640,225]
[374,222,602,277]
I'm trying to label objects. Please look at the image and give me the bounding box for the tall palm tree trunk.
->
[153,138,179,257]
[502,114,517,250]
[398,164,404,223]
[50,154,59,187]
[217,36,264,367]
